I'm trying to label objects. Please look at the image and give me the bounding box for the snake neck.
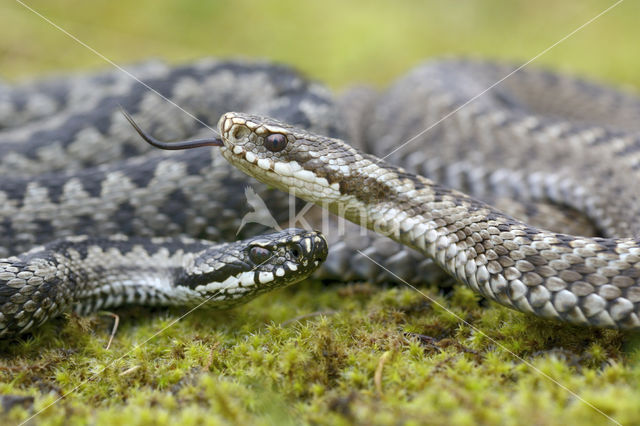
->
[295,150,640,329]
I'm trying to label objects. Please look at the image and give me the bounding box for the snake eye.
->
[264,133,287,152]
[249,246,272,264]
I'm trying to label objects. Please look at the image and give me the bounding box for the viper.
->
[3,58,640,334]
[132,108,640,329]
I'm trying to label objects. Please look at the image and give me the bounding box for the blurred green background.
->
[3,0,639,90]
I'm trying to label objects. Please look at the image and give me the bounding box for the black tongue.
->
[122,108,223,150]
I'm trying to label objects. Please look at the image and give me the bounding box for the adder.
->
[2,58,640,335]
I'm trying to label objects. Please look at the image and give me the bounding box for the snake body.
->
[2,58,640,335]
[215,109,640,329]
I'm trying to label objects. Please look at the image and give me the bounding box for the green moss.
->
[2,279,640,424]
[3,0,640,424]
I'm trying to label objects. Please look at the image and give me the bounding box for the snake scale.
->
[2,58,640,337]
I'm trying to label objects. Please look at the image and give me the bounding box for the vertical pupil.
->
[265,134,287,152]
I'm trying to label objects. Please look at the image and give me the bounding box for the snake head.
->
[185,228,327,308]
[217,112,364,206]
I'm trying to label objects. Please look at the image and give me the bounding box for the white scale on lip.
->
[245,152,256,163]
[239,271,256,287]
[285,261,297,271]
[257,158,271,170]
[258,271,274,283]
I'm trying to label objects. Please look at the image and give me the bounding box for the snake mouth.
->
[227,144,273,170]
[289,231,328,277]
[222,143,286,176]
[304,231,328,263]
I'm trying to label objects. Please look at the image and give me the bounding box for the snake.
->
[2,58,640,336]
[0,59,340,338]
[207,108,640,330]
[0,230,327,337]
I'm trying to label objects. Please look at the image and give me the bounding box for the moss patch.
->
[2,279,640,425]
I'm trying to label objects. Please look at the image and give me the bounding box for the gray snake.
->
[2,58,640,336]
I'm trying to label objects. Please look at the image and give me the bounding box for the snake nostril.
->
[232,126,250,140]
[290,245,302,259]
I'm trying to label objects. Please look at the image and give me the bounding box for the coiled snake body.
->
[2,58,640,335]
